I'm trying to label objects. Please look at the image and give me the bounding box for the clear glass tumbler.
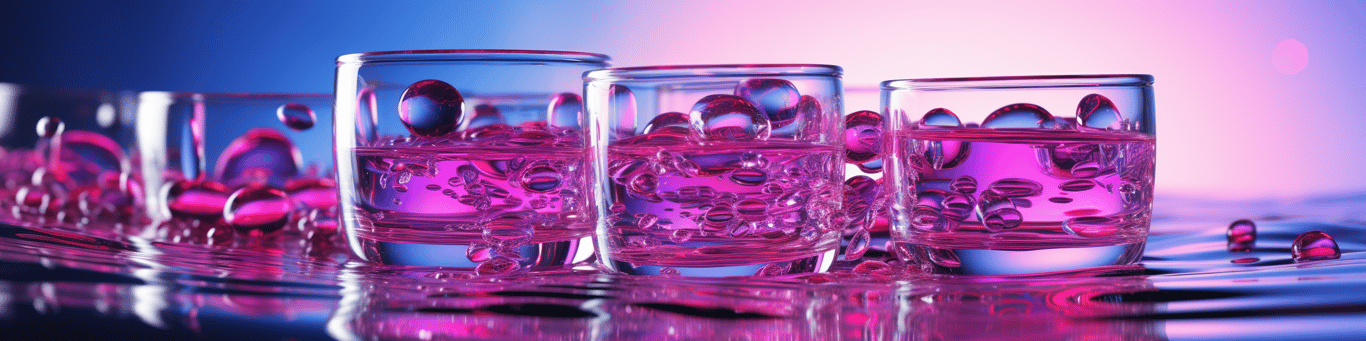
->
[333,50,610,272]
[882,75,1156,276]
[585,64,846,277]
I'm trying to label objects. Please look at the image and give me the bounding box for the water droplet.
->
[735,79,801,128]
[986,178,1043,198]
[224,184,292,236]
[163,180,230,221]
[276,103,316,131]
[475,256,519,276]
[659,267,681,276]
[520,165,563,193]
[1059,179,1097,192]
[916,139,970,170]
[214,128,301,187]
[701,205,736,231]
[728,168,767,186]
[1063,216,1119,238]
[949,176,977,194]
[918,108,961,128]
[1231,257,1259,264]
[845,229,871,261]
[36,116,64,138]
[423,184,441,191]
[845,110,883,163]
[462,104,508,136]
[642,112,691,137]
[1077,94,1123,130]
[669,229,694,243]
[982,103,1056,129]
[689,94,769,141]
[1048,197,1074,204]
[852,260,891,275]
[457,164,480,182]
[754,263,788,277]
[1292,231,1340,262]
[791,95,821,137]
[456,242,491,262]
[1227,219,1256,252]
[399,79,463,138]
[547,92,583,130]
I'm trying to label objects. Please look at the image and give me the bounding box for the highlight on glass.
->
[333,50,610,272]
[881,74,1156,276]
[584,64,846,277]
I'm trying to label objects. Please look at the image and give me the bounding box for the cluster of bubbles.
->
[0,117,145,235]
[1225,219,1341,262]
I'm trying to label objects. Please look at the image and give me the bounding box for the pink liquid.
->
[603,140,843,273]
[891,128,1155,275]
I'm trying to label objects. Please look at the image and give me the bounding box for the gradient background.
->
[0,1,1361,199]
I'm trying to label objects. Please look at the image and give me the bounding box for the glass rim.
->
[881,74,1154,91]
[336,49,611,65]
[584,64,843,82]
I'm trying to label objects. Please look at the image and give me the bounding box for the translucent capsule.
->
[1292,231,1340,262]
[1077,94,1123,130]
[214,128,301,188]
[689,94,769,141]
[1226,219,1256,252]
[223,184,292,237]
[728,168,767,186]
[735,79,801,128]
[844,110,883,163]
[918,108,961,128]
[1063,216,1119,238]
[669,229,694,243]
[475,256,519,276]
[845,228,871,261]
[547,92,583,130]
[852,260,891,275]
[276,103,316,131]
[162,180,230,221]
[982,103,1056,129]
[36,116,64,138]
[1058,179,1097,192]
[399,79,463,138]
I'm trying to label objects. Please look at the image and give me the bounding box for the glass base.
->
[604,248,837,277]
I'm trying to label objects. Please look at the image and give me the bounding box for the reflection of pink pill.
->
[1273,39,1308,75]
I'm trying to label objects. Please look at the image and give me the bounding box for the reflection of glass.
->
[585,65,846,277]
[895,276,1162,340]
[883,75,1156,275]
[333,50,609,271]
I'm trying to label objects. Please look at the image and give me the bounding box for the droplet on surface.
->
[918,108,961,128]
[1291,230,1340,262]
[36,116,64,138]
[845,110,883,163]
[399,79,463,138]
[1226,219,1256,252]
[547,92,583,130]
[735,79,801,128]
[845,229,871,261]
[1076,94,1123,130]
[689,94,769,141]
[223,184,292,236]
[520,165,563,193]
[276,103,316,131]
[982,103,1056,129]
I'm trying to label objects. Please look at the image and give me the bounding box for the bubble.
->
[976,191,1022,232]
[214,128,301,187]
[852,260,891,275]
[223,184,292,237]
[609,85,637,134]
[276,103,316,131]
[1231,257,1259,264]
[701,205,736,231]
[669,229,694,243]
[1058,179,1097,192]
[1292,231,1340,262]
[982,103,1056,129]
[728,168,768,186]
[1077,94,1123,130]
[754,263,789,277]
[547,92,583,130]
[463,104,508,133]
[689,94,769,141]
[735,79,801,128]
[163,180,230,221]
[393,184,408,193]
[916,138,970,170]
[845,229,871,261]
[51,131,125,188]
[918,108,962,128]
[844,110,883,163]
[627,173,662,202]
[457,164,480,182]
[399,79,463,138]
[735,199,768,220]
[1063,216,1119,238]
[475,256,520,276]
[520,165,563,192]
[791,96,821,137]
[949,176,977,194]
[986,178,1043,198]
[36,116,64,138]
[1048,197,1074,204]
[483,225,533,249]
[635,214,659,229]
[940,193,974,222]
[658,267,681,276]
[1227,219,1256,252]
[284,178,337,209]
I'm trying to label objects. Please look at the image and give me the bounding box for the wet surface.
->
[3,195,1366,340]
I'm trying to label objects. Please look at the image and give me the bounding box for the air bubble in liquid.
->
[986,178,1043,198]
[982,103,1056,129]
[918,108,961,128]
[642,112,690,136]
[1292,231,1340,262]
[845,110,883,163]
[670,229,694,243]
[163,180,230,221]
[520,165,563,192]
[1063,216,1119,238]
[949,176,977,194]
[1077,94,1123,130]
[276,103,316,131]
[399,79,463,138]
[735,199,768,220]
[728,168,767,186]
[701,204,736,231]
[845,229,871,261]
[689,94,769,141]
[1227,219,1256,252]
[223,184,292,237]
[735,79,801,128]
[475,256,519,276]
[1059,179,1097,192]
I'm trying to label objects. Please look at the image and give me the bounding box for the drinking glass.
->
[882,75,1156,275]
[585,64,845,277]
[333,50,610,272]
